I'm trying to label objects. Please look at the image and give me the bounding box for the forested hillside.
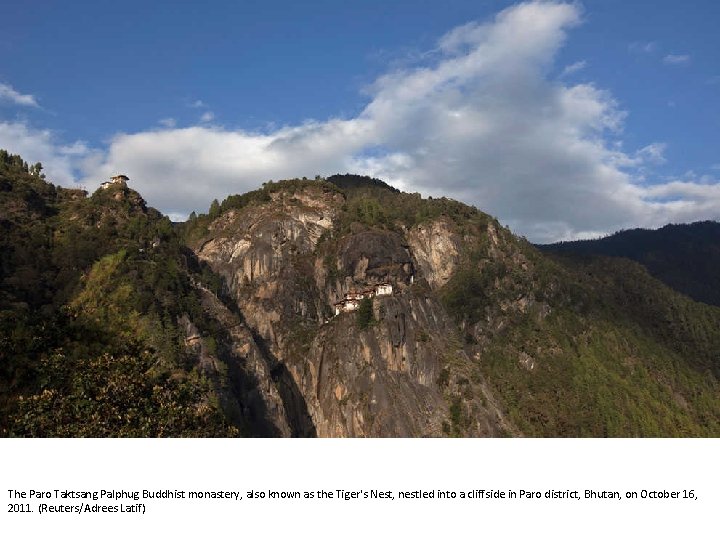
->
[1,151,248,436]
[539,222,720,307]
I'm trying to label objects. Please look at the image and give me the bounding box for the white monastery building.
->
[100,174,129,189]
[333,283,394,316]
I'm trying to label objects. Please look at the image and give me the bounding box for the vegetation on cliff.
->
[0,152,237,436]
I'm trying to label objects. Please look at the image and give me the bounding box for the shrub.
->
[356,297,374,329]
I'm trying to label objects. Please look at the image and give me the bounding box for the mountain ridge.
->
[538,221,720,307]
[2,154,719,436]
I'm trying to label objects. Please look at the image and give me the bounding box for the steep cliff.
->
[185,179,513,436]
[183,174,720,437]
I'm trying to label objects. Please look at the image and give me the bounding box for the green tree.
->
[356,297,374,329]
[208,199,221,219]
[29,162,44,178]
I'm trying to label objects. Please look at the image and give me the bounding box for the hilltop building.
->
[100,174,129,189]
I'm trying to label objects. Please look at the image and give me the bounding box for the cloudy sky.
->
[1,0,718,242]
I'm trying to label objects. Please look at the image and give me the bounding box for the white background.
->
[2,439,718,539]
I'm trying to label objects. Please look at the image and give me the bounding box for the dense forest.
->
[538,222,720,307]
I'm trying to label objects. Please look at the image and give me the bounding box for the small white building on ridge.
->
[100,174,129,189]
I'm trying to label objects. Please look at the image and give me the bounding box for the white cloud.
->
[200,111,215,123]
[0,82,39,107]
[0,122,93,185]
[83,119,374,214]
[189,100,206,108]
[629,41,657,54]
[6,2,719,242]
[560,60,587,77]
[159,118,177,128]
[634,143,667,165]
[663,54,690,65]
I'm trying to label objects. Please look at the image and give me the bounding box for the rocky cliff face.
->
[303,293,512,437]
[179,177,720,438]
[179,286,294,437]
[406,219,461,290]
[188,182,510,437]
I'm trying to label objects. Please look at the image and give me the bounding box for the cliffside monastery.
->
[334,282,393,316]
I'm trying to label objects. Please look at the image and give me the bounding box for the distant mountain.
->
[538,221,720,307]
[2,151,719,437]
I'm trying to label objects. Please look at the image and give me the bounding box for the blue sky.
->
[1,0,718,241]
